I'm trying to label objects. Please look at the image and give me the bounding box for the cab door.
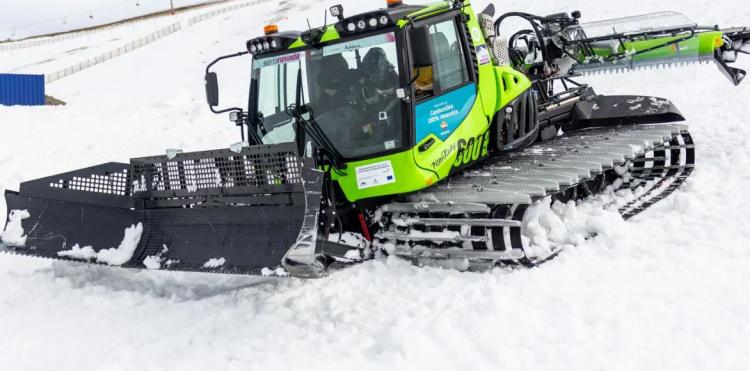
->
[411,15,488,177]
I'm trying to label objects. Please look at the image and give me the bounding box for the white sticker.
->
[471,27,483,43]
[476,45,491,65]
[384,140,396,150]
[355,161,396,189]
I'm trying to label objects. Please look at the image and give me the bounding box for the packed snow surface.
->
[0,209,30,247]
[1,0,750,370]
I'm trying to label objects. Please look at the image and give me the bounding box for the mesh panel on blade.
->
[129,143,303,198]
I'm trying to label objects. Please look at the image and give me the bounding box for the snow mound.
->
[96,223,144,266]
[203,257,226,268]
[57,244,97,261]
[522,194,629,258]
[1,210,31,247]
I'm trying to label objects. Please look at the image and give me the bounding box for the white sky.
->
[0,0,219,40]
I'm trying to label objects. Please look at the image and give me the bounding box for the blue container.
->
[0,74,45,106]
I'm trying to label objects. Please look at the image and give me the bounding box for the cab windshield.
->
[251,32,404,159]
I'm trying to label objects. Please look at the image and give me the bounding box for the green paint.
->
[578,30,724,63]
[331,1,532,202]
[407,2,452,20]
[319,26,341,43]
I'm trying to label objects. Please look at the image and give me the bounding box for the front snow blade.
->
[0,142,326,278]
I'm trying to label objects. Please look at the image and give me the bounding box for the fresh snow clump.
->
[203,257,226,268]
[142,245,169,270]
[96,223,144,266]
[1,210,31,247]
[57,245,97,261]
[260,267,288,277]
[522,195,627,257]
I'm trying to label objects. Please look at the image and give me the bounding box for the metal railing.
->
[14,0,271,83]
[187,0,271,26]
[45,22,182,83]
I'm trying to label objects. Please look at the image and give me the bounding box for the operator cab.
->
[253,30,406,160]
[205,0,479,170]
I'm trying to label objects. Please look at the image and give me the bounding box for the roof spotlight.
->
[357,20,366,30]
[379,15,389,25]
[329,4,344,21]
[262,41,270,50]
[346,22,356,32]
[270,39,278,49]
[368,18,378,27]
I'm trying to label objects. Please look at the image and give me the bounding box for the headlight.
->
[249,44,257,53]
[379,15,389,25]
[368,18,378,27]
[270,39,278,49]
[262,41,270,50]
[346,23,356,32]
[357,20,366,30]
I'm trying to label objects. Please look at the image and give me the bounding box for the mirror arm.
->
[205,50,250,114]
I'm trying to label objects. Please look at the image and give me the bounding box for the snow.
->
[1,0,750,370]
[261,266,289,277]
[203,257,226,268]
[0,209,30,247]
[143,245,169,270]
[95,223,144,266]
[328,231,369,249]
[56,244,98,261]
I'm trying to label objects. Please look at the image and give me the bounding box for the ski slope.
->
[1,0,749,370]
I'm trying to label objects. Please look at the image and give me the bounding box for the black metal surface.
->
[496,89,540,152]
[4,190,137,258]
[17,162,133,208]
[567,95,685,130]
[1,143,323,276]
[714,49,746,86]
[130,142,304,201]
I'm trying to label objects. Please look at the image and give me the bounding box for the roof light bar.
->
[335,11,393,36]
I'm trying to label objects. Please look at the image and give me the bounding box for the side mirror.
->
[205,72,219,107]
[409,26,434,68]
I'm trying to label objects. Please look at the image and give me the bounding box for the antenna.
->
[323,9,327,28]
[306,18,312,31]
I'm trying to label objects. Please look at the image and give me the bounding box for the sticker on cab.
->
[355,161,396,189]
[476,45,491,65]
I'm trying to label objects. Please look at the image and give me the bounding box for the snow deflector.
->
[0,143,326,278]
[565,95,685,131]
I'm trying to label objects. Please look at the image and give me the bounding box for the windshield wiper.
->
[286,68,346,171]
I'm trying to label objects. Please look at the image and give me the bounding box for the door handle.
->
[418,138,435,152]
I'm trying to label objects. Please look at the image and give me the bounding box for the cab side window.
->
[416,19,470,98]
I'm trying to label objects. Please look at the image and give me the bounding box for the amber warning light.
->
[264,24,279,35]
